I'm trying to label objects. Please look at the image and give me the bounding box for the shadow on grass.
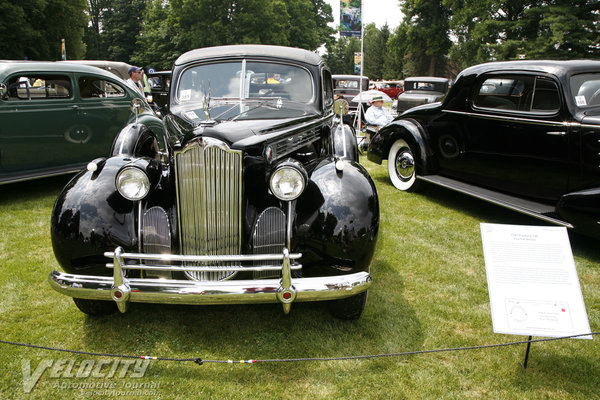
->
[0,175,73,206]
[375,177,600,262]
[511,352,600,397]
[76,260,423,364]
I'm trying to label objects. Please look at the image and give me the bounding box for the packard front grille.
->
[174,138,243,281]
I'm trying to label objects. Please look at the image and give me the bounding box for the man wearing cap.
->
[364,95,393,127]
[126,66,145,94]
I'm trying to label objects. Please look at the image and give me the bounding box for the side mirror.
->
[0,83,6,98]
[131,98,144,123]
[334,98,349,117]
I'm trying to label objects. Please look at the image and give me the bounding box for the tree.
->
[0,0,87,60]
[363,23,390,80]
[100,0,146,63]
[399,0,451,76]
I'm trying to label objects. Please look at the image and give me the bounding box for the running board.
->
[418,175,573,228]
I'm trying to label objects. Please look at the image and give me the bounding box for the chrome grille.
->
[174,138,243,281]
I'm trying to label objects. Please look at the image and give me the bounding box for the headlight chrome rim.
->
[270,162,307,201]
[116,166,150,201]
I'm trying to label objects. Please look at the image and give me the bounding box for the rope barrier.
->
[1,331,597,365]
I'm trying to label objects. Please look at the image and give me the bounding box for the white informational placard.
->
[480,223,591,339]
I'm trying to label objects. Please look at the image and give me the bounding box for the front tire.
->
[388,139,420,191]
[329,291,368,320]
[73,298,117,316]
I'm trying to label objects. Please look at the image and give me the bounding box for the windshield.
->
[571,73,600,108]
[176,61,314,104]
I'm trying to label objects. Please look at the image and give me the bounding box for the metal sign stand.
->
[521,336,533,368]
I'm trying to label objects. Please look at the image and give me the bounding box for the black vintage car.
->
[368,60,600,239]
[49,45,379,319]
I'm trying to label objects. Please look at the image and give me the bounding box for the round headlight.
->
[116,167,150,201]
[270,166,306,201]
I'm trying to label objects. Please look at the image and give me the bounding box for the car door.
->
[455,73,569,201]
[0,73,77,174]
[72,73,136,162]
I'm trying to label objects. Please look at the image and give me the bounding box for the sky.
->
[325,0,404,30]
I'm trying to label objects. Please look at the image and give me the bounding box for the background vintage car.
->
[368,60,600,239]
[49,45,379,319]
[0,61,161,184]
[333,74,370,113]
[373,80,404,99]
[394,76,450,113]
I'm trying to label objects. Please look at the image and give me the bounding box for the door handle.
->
[71,105,79,110]
[546,131,566,136]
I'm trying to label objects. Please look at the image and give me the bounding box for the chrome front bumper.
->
[48,247,372,314]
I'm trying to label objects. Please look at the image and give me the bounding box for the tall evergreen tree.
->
[0,0,87,60]
[399,0,451,76]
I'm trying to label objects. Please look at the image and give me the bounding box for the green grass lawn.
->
[1,159,598,399]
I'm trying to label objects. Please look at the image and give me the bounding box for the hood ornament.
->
[200,80,217,126]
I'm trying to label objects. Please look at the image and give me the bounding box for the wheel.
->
[387,138,421,191]
[329,290,368,320]
[72,298,117,316]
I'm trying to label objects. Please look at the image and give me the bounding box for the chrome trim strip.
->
[48,270,372,306]
[106,264,302,272]
[442,109,569,127]
[103,250,302,262]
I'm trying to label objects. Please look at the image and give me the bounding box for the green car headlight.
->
[270,162,306,201]
[116,167,150,201]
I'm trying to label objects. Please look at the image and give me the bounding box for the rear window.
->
[79,76,125,99]
[5,74,72,100]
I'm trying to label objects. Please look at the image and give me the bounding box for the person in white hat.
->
[364,95,393,127]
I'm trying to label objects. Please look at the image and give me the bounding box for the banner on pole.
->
[354,52,362,74]
[340,0,362,37]
[61,39,66,61]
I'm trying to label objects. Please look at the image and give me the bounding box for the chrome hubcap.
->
[395,150,415,181]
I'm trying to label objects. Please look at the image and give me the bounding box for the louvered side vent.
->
[142,206,172,279]
[174,138,243,281]
[252,207,286,279]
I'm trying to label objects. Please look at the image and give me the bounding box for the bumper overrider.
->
[49,247,372,314]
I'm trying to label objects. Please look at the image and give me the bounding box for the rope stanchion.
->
[1,332,597,366]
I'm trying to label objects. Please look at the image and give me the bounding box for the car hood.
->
[167,101,325,149]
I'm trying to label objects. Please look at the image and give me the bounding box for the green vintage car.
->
[0,61,162,184]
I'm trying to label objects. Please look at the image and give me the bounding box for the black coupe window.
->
[474,75,559,113]
[5,74,72,100]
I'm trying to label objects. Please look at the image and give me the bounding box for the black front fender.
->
[367,118,432,174]
[51,157,141,275]
[295,158,379,276]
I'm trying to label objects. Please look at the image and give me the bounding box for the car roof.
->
[0,60,123,81]
[58,60,132,80]
[175,45,324,67]
[405,76,449,83]
[333,74,369,80]
[460,60,600,78]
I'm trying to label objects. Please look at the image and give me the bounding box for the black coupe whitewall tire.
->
[73,298,117,316]
[387,139,420,191]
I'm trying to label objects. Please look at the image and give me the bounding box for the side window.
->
[474,75,533,111]
[323,69,333,107]
[6,74,72,100]
[79,76,125,99]
[474,74,559,113]
[530,78,560,112]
